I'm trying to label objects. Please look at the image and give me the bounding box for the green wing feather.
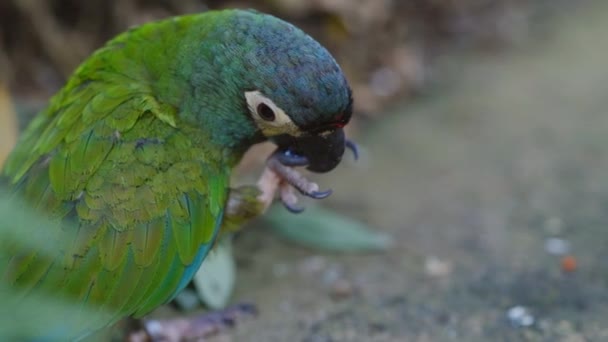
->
[1,23,230,338]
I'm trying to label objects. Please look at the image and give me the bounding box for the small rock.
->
[544,238,570,255]
[425,256,453,277]
[560,255,578,273]
[329,279,355,301]
[507,306,535,328]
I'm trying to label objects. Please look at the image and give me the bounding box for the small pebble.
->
[144,320,163,337]
[544,237,570,255]
[425,256,453,277]
[329,279,355,300]
[507,306,535,328]
[561,255,578,273]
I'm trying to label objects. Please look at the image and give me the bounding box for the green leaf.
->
[192,236,236,309]
[0,192,110,340]
[0,193,58,257]
[264,204,392,252]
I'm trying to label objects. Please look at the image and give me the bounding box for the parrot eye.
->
[244,90,301,137]
[257,103,276,121]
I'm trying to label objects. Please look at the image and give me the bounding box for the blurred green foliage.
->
[0,192,108,340]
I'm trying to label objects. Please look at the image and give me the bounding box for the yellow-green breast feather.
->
[1,45,230,338]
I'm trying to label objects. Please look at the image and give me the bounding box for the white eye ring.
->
[245,90,300,137]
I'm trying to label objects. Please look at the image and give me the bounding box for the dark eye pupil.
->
[257,103,276,121]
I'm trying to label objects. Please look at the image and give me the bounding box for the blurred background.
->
[2,0,608,341]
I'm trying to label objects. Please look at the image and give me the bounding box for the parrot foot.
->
[129,303,257,342]
[257,140,358,213]
[278,182,305,213]
[266,155,332,197]
[257,156,330,213]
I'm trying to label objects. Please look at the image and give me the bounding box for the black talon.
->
[345,140,359,160]
[282,200,305,214]
[308,189,333,199]
[275,149,309,167]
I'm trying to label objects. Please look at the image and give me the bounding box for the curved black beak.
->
[272,128,356,173]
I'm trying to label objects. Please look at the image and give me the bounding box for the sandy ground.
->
[206,3,608,341]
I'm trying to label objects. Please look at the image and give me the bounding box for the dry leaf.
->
[0,83,17,169]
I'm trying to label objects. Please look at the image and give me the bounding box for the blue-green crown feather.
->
[222,10,352,128]
[171,9,353,148]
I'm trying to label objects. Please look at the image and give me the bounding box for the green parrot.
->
[0,8,355,341]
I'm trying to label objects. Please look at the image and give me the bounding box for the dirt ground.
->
[190,3,608,341]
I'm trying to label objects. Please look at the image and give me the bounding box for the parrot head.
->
[186,10,355,173]
[235,11,354,173]
[242,83,353,173]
